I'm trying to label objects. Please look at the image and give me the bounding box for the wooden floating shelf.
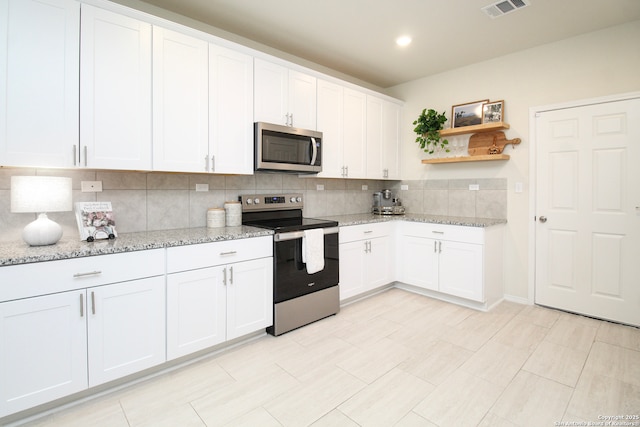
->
[422,154,510,164]
[440,122,510,137]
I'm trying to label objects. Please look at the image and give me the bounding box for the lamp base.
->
[22,213,63,246]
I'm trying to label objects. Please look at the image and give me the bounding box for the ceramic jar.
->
[224,201,242,226]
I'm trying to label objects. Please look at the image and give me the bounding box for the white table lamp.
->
[11,176,73,246]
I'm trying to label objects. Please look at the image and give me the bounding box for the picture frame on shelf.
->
[451,99,488,128]
[482,100,504,124]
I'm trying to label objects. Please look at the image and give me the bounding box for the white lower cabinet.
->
[0,291,87,417]
[339,222,393,301]
[166,237,273,360]
[87,277,165,386]
[398,222,503,307]
[0,250,166,417]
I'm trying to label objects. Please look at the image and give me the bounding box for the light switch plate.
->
[316,184,325,191]
[81,181,102,192]
[401,185,409,191]
[469,184,480,191]
[361,185,368,191]
[195,183,209,192]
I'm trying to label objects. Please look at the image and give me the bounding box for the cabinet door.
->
[80,5,152,170]
[226,258,273,340]
[288,70,316,129]
[167,267,226,360]
[400,236,439,291]
[366,96,384,179]
[342,88,367,178]
[366,96,400,179]
[339,240,367,301]
[439,241,484,302]
[0,0,79,168]
[152,26,208,172]
[316,79,344,178]
[87,276,165,386]
[0,291,87,417]
[365,236,392,290]
[209,44,253,174]
[382,101,401,179]
[254,58,288,125]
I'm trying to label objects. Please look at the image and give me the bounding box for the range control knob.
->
[296,197,302,203]
[246,198,253,204]
[290,197,297,203]
[253,198,260,205]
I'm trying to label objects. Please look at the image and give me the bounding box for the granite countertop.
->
[0,226,273,267]
[0,214,506,267]
[320,213,507,228]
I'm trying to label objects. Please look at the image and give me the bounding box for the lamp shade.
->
[11,176,73,213]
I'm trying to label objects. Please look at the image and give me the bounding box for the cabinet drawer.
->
[0,249,165,302]
[400,221,484,245]
[339,222,393,243]
[166,236,272,273]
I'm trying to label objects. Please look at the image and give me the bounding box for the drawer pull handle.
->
[432,231,444,234]
[364,230,373,234]
[73,271,102,278]
[220,251,237,256]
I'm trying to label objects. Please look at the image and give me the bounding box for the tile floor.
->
[15,289,640,427]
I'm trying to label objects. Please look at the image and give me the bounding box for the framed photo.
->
[482,100,504,124]
[451,100,488,128]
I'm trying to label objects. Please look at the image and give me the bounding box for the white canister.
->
[224,201,242,227]
[207,208,225,228]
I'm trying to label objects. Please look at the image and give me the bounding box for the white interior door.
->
[535,97,640,327]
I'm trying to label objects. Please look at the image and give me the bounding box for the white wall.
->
[387,20,640,301]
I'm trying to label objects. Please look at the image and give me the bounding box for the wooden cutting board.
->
[468,131,521,156]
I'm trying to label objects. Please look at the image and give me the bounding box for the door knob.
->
[539,216,547,223]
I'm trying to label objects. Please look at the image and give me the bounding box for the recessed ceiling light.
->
[395,36,412,47]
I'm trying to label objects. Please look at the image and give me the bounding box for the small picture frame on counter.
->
[75,201,117,242]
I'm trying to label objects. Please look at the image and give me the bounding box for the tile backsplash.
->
[0,168,506,242]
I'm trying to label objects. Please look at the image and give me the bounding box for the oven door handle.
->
[273,227,339,242]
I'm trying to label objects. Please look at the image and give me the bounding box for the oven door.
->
[273,227,339,303]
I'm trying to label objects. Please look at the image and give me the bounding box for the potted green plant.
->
[412,108,449,155]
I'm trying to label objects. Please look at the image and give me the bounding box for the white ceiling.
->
[137,0,640,88]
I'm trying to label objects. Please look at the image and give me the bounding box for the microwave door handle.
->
[310,137,318,166]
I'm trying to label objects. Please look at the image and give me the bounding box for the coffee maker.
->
[372,189,405,215]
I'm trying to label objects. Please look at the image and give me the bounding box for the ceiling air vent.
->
[482,0,530,18]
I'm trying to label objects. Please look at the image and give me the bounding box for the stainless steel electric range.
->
[240,193,339,336]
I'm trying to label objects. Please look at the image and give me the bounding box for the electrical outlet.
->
[515,182,523,193]
[316,184,325,191]
[469,184,480,191]
[195,183,209,192]
[401,185,409,191]
[361,185,368,191]
[81,181,103,192]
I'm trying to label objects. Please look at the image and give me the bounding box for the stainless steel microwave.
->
[254,122,322,174]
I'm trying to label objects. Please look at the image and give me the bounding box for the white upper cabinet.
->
[366,95,401,179]
[0,0,79,168]
[152,26,209,172]
[209,44,254,174]
[80,5,152,170]
[254,58,317,129]
[316,79,366,178]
